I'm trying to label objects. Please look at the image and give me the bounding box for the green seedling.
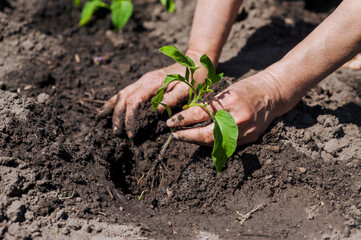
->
[152,46,238,172]
[74,0,81,7]
[138,190,147,200]
[55,227,59,240]
[160,0,175,13]
[78,0,133,31]
[76,0,175,30]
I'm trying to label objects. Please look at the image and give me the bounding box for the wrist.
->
[186,48,219,67]
[252,69,298,119]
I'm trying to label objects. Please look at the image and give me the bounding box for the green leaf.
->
[111,0,133,31]
[79,0,110,26]
[200,54,215,78]
[151,88,165,111]
[200,54,223,84]
[212,110,238,172]
[151,74,182,111]
[160,0,175,13]
[166,74,185,82]
[196,83,204,91]
[159,46,196,69]
[160,103,172,117]
[74,0,81,7]
[185,68,190,81]
[190,66,200,76]
[205,78,212,86]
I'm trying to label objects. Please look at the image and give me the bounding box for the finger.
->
[112,94,126,135]
[98,95,118,117]
[172,123,214,146]
[124,93,151,139]
[159,83,189,111]
[164,81,178,92]
[166,105,212,127]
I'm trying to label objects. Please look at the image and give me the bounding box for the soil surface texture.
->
[1,0,360,239]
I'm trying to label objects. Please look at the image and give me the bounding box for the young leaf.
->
[185,68,190,81]
[167,74,185,82]
[205,78,212,86]
[160,0,175,13]
[160,103,172,117]
[200,54,223,84]
[151,74,182,111]
[159,46,196,69]
[111,0,133,31]
[79,0,110,26]
[151,88,165,111]
[196,83,204,91]
[211,110,238,172]
[200,54,215,77]
[74,0,81,7]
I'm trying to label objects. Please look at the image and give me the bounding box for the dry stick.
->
[235,204,266,225]
[106,186,115,200]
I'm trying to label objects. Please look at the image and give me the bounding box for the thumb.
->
[158,83,189,111]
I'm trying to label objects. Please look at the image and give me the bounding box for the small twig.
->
[97,211,106,216]
[106,186,115,200]
[137,173,145,185]
[113,188,122,199]
[235,204,265,225]
[57,190,75,200]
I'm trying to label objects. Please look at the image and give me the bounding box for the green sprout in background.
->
[152,46,238,173]
[160,0,175,13]
[75,0,175,31]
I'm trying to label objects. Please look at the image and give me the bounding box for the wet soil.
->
[0,0,360,239]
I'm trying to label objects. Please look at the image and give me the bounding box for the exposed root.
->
[138,134,173,195]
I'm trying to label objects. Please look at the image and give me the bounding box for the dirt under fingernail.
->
[127,130,133,139]
[113,126,118,135]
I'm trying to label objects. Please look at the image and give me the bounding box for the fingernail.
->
[166,118,174,127]
[113,126,118,135]
[127,131,133,139]
[172,132,178,139]
[157,105,165,111]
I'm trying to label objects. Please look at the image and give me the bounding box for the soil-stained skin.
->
[0,0,360,239]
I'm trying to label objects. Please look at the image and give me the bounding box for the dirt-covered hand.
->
[166,72,287,146]
[98,51,207,138]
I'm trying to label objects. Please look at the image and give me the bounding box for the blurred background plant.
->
[75,0,175,30]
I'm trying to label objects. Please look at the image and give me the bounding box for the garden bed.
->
[0,0,360,239]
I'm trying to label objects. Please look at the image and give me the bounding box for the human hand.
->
[98,50,208,138]
[166,71,289,146]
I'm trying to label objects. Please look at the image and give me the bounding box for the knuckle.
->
[218,89,240,107]
[126,96,135,105]
[117,91,123,99]
[238,106,253,123]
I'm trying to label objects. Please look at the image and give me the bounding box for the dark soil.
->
[1,0,360,239]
